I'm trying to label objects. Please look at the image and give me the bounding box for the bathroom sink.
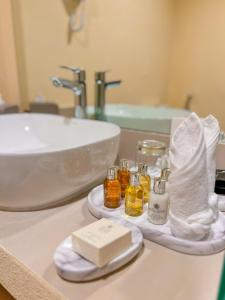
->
[87,104,190,133]
[0,113,120,211]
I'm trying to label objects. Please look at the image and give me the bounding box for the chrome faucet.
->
[50,66,87,118]
[95,71,121,120]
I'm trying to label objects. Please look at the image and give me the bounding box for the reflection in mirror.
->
[1,0,225,133]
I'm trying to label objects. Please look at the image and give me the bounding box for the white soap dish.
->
[54,218,143,282]
[87,185,225,256]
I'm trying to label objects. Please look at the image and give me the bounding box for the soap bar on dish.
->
[72,218,132,267]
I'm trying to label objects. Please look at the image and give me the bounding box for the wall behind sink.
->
[0,0,20,105]
[166,0,225,131]
[12,0,174,110]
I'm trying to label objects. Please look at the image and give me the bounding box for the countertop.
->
[0,193,223,300]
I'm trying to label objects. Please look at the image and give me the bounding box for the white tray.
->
[87,185,225,256]
[54,218,143,282]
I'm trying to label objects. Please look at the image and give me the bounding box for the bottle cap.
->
[153,177,166,194]
[107,166,118,180]
[161,168,171,181]
[137,163,149,176]
[142,164,148,176]
[137,162,144,173]
[130,172,140,186]
[120,159,129,171]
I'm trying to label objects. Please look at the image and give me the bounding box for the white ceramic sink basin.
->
[0,113,120,211]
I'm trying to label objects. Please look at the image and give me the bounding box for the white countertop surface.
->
[0,194,223,300]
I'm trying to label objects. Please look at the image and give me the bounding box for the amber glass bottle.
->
[118,159,130,199]
[125,172,143,217]
[137,163,150,204]
[104,167,121,208]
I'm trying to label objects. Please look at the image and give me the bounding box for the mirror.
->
[5,0,225,132]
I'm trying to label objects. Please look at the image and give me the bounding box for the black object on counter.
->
[215,170,225,195]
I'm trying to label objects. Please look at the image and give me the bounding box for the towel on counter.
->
[203,115,220,193]
[202,115,220,220]
[218,195,225,211]
[168,112,217,241]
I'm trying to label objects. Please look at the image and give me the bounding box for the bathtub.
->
[87,104,190,134]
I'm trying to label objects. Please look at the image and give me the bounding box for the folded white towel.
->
[218,195,225,211]
[168,113,215,241]
[202,115,220,220]
[202,115,220,193]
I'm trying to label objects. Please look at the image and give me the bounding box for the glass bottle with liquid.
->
[136,140,167,178]
[104,166,121,208]
[125,172,143,217]
[118,159,130,199]
[137,163,150,204]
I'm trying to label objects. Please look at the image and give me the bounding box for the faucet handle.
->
[95,70,111,81]
[60,65,86,82]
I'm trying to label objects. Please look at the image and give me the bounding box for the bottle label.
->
[104,182,121,209]
[148,199,168,224]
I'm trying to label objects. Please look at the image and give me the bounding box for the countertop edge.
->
[0,245,66,300]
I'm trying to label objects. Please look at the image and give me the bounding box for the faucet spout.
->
[95,71,121,120]
[49,67,87,119]
[105,80,122,89]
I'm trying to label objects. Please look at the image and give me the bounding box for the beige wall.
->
[5,0,225,129]
[0,0,20,105]
[12,0,174,109]
[166,0,225,129]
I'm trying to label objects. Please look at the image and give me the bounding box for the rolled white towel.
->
[168,112,215,241]
[218,195,225,211]
[202,115,220,193]
[202,115,220,220]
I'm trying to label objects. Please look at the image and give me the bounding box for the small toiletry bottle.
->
[125,172,143,217]
[137,163,150,204]
[148,177,169,225]
[118,159,130,199]
[104,166,121,208]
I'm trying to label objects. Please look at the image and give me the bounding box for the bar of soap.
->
[72,218,132,267]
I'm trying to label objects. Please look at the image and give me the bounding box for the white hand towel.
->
[168,112,214,241]
[218,195,225,211]
[202,115,220,220]
[202,115,220,193]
